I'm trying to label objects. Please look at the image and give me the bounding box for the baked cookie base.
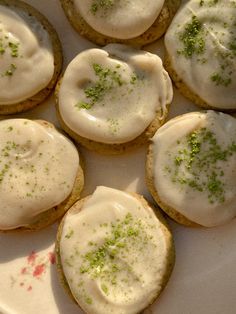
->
[0,120,84,233]
[0,0,63,115]
[60,0,181,46]
[55,192,175,312]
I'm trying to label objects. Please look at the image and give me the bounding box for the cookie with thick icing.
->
[0,119,84,232]
[165,0,236,111]
[0,0,62,114]
[56,186,175,314]
[60,0,181,46]
[146,111,236,227]
[56,44,173,154]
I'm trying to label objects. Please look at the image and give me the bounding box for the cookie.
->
[56,186,175,314]
[164,0,236,111]
[56,44,173,154]
[60,0,181,46]
[0,119,84,232]
[146,111,236,227]
[0,0,62,114]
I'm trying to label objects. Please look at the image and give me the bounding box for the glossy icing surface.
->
[74,0,165,39]
[58,44,173,144]
[0,119,79,230]
[60,186,170,314]
[165,0,236,109]
[0,5,54,105]
[151,111,236,227]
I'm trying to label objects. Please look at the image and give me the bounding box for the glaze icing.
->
[0,119,79,230]
[60,186,171,314]
[0,4,54,105]
[151,111,236,227]
[73,0,165,39]
[165,0,236,109]
[58,44,173,144]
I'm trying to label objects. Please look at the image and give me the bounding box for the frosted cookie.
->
[165,0,236,111]
[56,44,173,154]
[60,0,181,46]
[0,119,84,232]
[146,111,236,227]
[56,186,175,314]
[0,0,62,114]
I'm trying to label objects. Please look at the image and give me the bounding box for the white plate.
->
[0,1,236,314]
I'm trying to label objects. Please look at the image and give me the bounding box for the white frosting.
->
[58,44,173,144]
[151,111,236,227]
[165,0,236,109]
[74,0,165,39]
[60,186,171,314]
[0,119,79,230]
[0,5,54,105]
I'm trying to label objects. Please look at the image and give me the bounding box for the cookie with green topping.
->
[55,44,173,154]
[164,0,236,112]
[0,0,62,114]
[146,111,236,227]
[56,186,175,314]
[0,119,84,232]
[60,0,181,46]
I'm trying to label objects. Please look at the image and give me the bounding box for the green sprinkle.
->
[91,3,98,13]
[127,227,139,237]
[75,101,92,110]
[199,0,219,7]
[211,73,232,87]
[175,156,183,165]
[107,118,119,134]
[207,172,225,203]
[0,35,20,76]
[75,63,138,110]
[80,266,88,274]
[0,35,20,58]
[0,43,5,55]
[0,163,10,183]
[75,212,148,287]
[65,229,74,239]
[178,15,205,58]
[166,127,236,204]
[90,0,114,15]
[8,42,19,57]
[124,213,133,224]
[85,296,93,305]
[130,74,138,85]
[111,264,119,272]
[101,283,109,295]
[3,63,17,76]
[7,126,13,132]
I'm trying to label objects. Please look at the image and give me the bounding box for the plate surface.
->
[0,1,236,314]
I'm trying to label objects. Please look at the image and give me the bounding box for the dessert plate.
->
[0,1,235,313]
